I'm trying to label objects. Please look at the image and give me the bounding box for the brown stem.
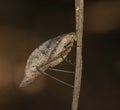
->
[71,0,84,110]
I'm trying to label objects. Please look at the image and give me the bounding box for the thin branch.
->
[71,0,84,110]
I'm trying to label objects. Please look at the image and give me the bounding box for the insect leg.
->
[48,68,75,74]
[37,68,73,88]
[36,46,74,87]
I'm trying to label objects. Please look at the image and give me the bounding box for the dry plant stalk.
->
[71,0,84,110]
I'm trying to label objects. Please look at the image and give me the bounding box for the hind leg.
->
[36,68,73,88]
[48,68,74,74]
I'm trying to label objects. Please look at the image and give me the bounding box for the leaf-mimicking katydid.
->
[19,32,76,88]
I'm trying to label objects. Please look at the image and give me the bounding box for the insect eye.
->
[64,42,72,48]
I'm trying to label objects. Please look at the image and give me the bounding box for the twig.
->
[71,0,84,110]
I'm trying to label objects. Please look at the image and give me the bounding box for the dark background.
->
[0,0,120,110]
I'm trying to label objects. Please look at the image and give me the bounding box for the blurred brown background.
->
[0,0,120,110]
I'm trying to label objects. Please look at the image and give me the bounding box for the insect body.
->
[19,32,76,88]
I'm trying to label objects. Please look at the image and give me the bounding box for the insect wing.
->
[20,32,76,88]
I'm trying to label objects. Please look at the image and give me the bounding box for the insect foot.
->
[19,32,76,88]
